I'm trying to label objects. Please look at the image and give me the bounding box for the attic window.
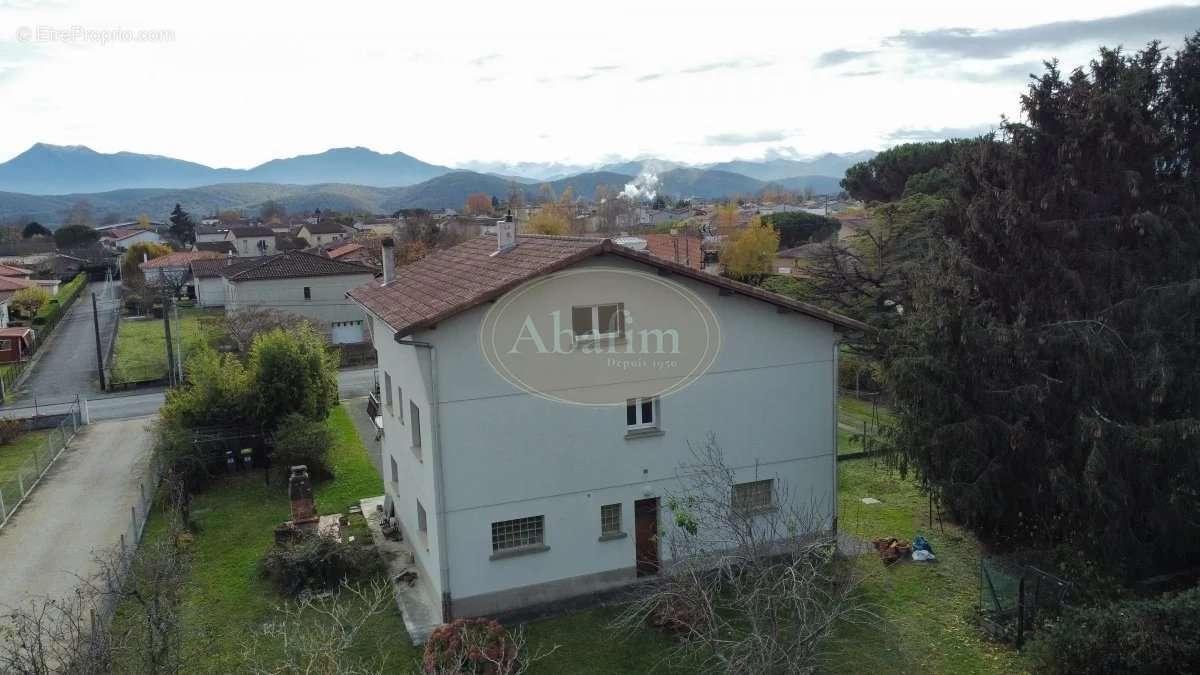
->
[572,303,625,341]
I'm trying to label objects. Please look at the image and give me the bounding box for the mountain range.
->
[0,143,870,224]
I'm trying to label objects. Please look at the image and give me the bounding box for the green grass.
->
[827,458,1027,674]
[838,395,892,455]
[0,429,56,501]
[127,400,1016,674]
[111,307,224,384]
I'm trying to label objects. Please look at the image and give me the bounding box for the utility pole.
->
[92,292,106,391]
[162,292,176,387]
[172,299,184,384]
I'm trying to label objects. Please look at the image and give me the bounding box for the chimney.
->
[287,465,318,529]
[496,210,516,253]
[381,237,395,284]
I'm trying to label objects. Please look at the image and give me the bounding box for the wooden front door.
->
[634,497,660,576]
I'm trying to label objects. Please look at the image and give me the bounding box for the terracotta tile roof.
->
[0,264,33,277]
[327,242,365,259]
[102,228,149,241]
[348,234,868,337]
[140,251,222,270]
[0,276,35,292]
[229,226,275,238]
[194,241,237,254]
[191,257,249,278]
[0,327,33,337]
[222,250,377,282]
[302,221,349,235]
[636,234,704,270]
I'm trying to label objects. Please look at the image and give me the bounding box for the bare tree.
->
[0,588,114,675]
[612,436,872,675]
[226,307,323,352]
[238,580,394,675]
[92,522,191,675]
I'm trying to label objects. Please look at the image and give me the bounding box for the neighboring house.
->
[195,225,231,243]
[297,221,350,247]
[140,251,222,295]
[193,240,238,255]
[774,242,825,276]
[0,275,39,326]
[221,250,376,343]
[0,327,35,363]
[326,242,375,266]
[632,233,705,271]
[190,257,238,308]
[347,229,865,623]
[101,228,162,251]
[0,264,61,296]
[226,226,277,257]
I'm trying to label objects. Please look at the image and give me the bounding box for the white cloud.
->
[0,0,1189,168]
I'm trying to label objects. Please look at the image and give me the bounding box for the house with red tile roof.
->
[346,223,865,630]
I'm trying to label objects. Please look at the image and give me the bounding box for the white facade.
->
[194,275,226,307]
[298,225,345,247]
[362,254,840,620]
[226,232,276,256]
[105,230,162,249]
[224,273,374,342]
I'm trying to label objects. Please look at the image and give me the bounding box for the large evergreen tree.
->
[168,203,195,247]
[886,37,1200,577]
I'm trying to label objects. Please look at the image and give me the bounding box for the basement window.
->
[490,515,546,557]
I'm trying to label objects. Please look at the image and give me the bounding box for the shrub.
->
[271,412,334,480]
[0,418,24,445]
[422,618,519,675]
[1029,586,1200,674]
[250,324,338,430]
[10,286,50,318]
[261,533,383,596]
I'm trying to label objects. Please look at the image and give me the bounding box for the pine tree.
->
[168,203,195,247]
[886,36,1200,577]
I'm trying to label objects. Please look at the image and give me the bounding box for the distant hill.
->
[658,168,766,199]
[707,151,875,182]
[0,168,847,225]
[0,144,451,195]
[768,175,844,195]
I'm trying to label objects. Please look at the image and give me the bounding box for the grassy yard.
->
[0,429,56,501]
[838,394,892,455]
[827,458,1027,674]
[131,399,1018,674]
[110,307,224,384]
[137,405,680,674]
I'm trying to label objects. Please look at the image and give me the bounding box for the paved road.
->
[11,281,118,403]
[0,417,155,609]
[0,366,377,423]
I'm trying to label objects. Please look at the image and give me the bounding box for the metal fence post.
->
[0,486,6,520]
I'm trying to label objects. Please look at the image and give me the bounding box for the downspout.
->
[831,335,841,536]
[395,336,452,621]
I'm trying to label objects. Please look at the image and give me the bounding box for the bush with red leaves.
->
[422,618,519,675]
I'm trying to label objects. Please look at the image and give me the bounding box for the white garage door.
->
[331,320,364,344]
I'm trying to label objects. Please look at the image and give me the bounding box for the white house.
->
[139,251,222,295]
[298,221,350,247]
[101,228,162,251]
[219,250,376,343]
[347,227,865,624]
[226,226,277,257]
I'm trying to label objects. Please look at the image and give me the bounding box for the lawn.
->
[827,458,1027,674]
[128,400,1018,674]
[110,307,224,384]
[838,394,891,456]
[0,429,56,509]
[134,405,680,674]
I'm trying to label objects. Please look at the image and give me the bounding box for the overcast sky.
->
[2,0,1197,169]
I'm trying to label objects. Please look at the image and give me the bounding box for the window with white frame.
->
[732,479,775,513]
[626,397,657,430]
[600,503,622,536]
[571,303,625,340]
[491,515,544,553]
[384,372,393,412]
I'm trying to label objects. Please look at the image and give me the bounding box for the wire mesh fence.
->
[979,557,1072,647]
[90,452,163,626]
[0,397,82,527]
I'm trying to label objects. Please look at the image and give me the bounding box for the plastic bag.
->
[912,549,936,562]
